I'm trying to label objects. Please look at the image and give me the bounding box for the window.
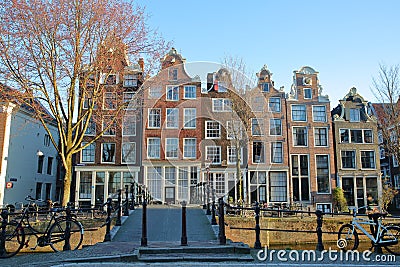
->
[314,128,328,146]
[215,173,225,195]
[178,168,189,200]
[205,121,221,139]
[364,130,373,143]
[123,74,137,87]
[269,172,287,202]
[79,171,92,199]
[108,172,121,196]
[316,155,330,193]
[351,129,363,143]
[271,142,283,163]
[227,147,242,164]
[148,167,162,200]
[379,147,385,159]
[183,138,196,158]
[261,83,269,92]
[101,143,116,163]
[269,98,281,112]
[165,138,179,158]
[217,81,228,92]
[165,167,176,185]
[45,183,52,200]
[361,151,375,169]
[148,109,161,128]
[184,85,196,99]
[81,142,95,163]
[169,68,178,81]
[341,150,355,169]
[292,105,307,121]
[252,118,263,136]
[393,155,399,167]
[122,142,136,164]
[183,108,196,128]
[44,134,51,146]
[340,129,349,143]
[206,146,221,164]
[147,138,160,159]
[394,175,400,189]
[149,86,162,99]
[100,73,117,85]
[269,119,282,136]
[36,182,43,200]
[47,157,53,175]
[226,121,242,140]
[291,155,310,201]
[252,97,264,112]
[123,92,135,109]
[166,85,179,101]
[166,108,179,128]
[103,92,116,110]
[293,127,308,146]
[84,118,96,136]
[212,99,232,112]
[190,166,198,185]
[253,141,264,163]
[122,115,136,136]
[304,88,312,99]
[313,106,326,122]
[349,108,360,122]
[37,155,44,173]
[103,116,116,136]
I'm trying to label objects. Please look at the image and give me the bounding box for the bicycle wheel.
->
[338,223,359,250]
[48,219,83,252]
[382,225,400,255]
[0,221,25,258]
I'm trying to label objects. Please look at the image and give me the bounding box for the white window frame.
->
[101,143,116,163]
[103,92,116,110]
[102,115,116,136]
[205,146,221,165]
[269,118,282,136]
[360,150,376,169]
[268,97,281,112]
[271,142,283,164]
[149,86,162,99]
[252,141,265,164]
[349,108,360,122]
[183,108,196,129]
[315,154,331,194]
[212,98,232,112]
[148,108,161,128]
[169,68,178,81]
[165,138,179,159]
[312,105,327,122]
[81,142,95,163]
[304,88,312,99]
[226,121,242,140]
[166,108,179,129]
[183,138,197,159]
[122,115,136,136]
[251,118,264,136]
[121,142,136,164]
[227,147,243,165]
[123,74,138,87]
[184,85,197,99]
[393,155,399,167]
[166,85,179,101]
[291,105,307,122]
[205,121,221,139]
[147,138,161,159]
[341,150,356,169]
[261,83,269,92]
[314,127,328,147]
[292,126,308,147]
[123,92,135,110]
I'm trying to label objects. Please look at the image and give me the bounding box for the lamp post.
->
[206,165,211,215]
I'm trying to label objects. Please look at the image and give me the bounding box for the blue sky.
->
[137,0,400,106]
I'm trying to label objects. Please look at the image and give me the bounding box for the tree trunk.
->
[62,155,73,206]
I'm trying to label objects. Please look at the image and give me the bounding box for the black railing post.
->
[254,202,261,249]
[124,185,129,216]
[141,199,148,246]
[218,198,226,245]
[370,215,383,254]
[315,210,324,251]
[104,198,112,242]
[0,210,9,256]
[130,183,135,210]
[181,201,188,246]
[63,206,72,251]
[116,189,122,226]
[211,200,217,225]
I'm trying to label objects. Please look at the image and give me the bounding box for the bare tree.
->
[0,0,168,205]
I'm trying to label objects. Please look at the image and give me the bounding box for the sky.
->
[137,0,400,106]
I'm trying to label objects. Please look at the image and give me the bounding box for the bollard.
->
[104,198,112,242]
[141,199,148,246]
[124,185,129,216]
[63,206,72,251]
[315,210,324,251]
[206,185,211,215]
[218,198,226,245]
[181,201,188,246]
[0,210,9,256]
[130,183,135,210]
[211,200,217,225]
[254,202,261,249]
[116,189,122,226]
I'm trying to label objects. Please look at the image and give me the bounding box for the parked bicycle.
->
[0,196,84,258]
[338,205,400,255]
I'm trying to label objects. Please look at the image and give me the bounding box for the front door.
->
[165,187,175,204]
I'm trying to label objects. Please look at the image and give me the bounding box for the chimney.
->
[138,58,144,72]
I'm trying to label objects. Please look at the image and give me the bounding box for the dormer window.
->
[349,108,360,122]
[169,68,178,81]
[261,83,269,92]
[123,74,138,87]
[304,88,312,99]
[100,73,118,85]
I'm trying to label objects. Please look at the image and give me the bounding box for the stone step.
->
[138,253,254,262]
[138,244,250,255]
